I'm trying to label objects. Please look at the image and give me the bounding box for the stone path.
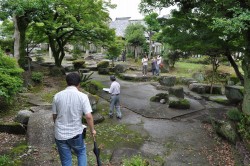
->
[20,72,240,165]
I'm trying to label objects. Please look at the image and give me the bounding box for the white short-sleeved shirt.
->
[52,86,92,140]
[142,58,148,66]
[157,56,162,65]
[109,81,120,95]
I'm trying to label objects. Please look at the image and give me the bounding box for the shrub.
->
[73,59,85,70]
[122,155,149,166]
[31,72,44,83]
[0,49,23,103]
[49,66,65,76]
[169,99,190,109]
[227,108,243,122]
[0,155,13,166]
[35,56,44,63]
[97,61,109,69]
[238,114,250,140]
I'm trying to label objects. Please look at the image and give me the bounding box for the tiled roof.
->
[109,17,147,38]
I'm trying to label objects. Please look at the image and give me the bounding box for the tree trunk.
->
[225,48,244,85]
[148,33,152,59]
[210,57,215,94]
[48,36,66,67]
[13,16,20,59]
[242,29,250,115]
[13,15,29,68]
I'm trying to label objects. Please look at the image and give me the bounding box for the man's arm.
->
[53,114,57,123]
[85,113,96,137]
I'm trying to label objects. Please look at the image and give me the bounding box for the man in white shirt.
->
[52,72,96,166]
[141,55,148,76]
[109,75,122,119]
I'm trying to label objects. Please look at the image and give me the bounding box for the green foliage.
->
[106,37,124,63]
[49,66,65,76]
[31,72,43,83]
[81,80,104,95]
[227,108,243,122]
[238,114,250,140]
[0,155,14,166]
[35,56,44,63]
[0,50,23,103]
[125,23,146,48]
[97,61,109,69]
[122,155,149,166]
[72,59,86,70]
[182,56,210,65]
[169,99,190,109]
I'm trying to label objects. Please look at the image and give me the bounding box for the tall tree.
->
[0,0,50,68]
[140,0,250,115]
[33,0,115,67]
[144,12,160,59]
[125,23,146,61]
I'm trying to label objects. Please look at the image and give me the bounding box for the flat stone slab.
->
[27,109,54,147]
[93,73,205,119]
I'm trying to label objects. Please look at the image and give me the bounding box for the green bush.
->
[227,108,243,122]
[73,59,86,70]
[238,114,250,140]
[35,56,44,63]
[97,61,109,69]
[182,56,210,65]
[0,49,23,103]
[31,72,44,83]
[169,99,190,109]
[122,155,149,166]
[49,66,65,76]
[0,155,12,166]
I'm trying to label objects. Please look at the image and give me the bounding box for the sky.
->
[108,0,176,21]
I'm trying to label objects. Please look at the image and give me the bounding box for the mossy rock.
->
[97,61,109,69]
[212,119,239,144]
[169,99,190,109]
[98,68,110,75]
[49,66,65,76]
[150,93,169,102]
[0,123,26,135]
[73,59,86,70]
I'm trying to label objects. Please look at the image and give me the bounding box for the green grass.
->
[170,62,206,77]
[167,61,242,78]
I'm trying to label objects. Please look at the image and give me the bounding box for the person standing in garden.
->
[142,55,148,76]
[109,75,122,119]
[156,55,162,76]
[52,72,96,166]
[151,56,157,75]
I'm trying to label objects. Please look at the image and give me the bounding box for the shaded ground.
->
[0,61,244,165]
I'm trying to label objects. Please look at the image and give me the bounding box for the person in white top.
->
[141,55,148,76]
[52,72,96,166]
[109,75,122,119]
[156,55,162,76]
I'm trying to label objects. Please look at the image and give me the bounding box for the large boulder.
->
[150,93,169,103]
[169,87,184,99]
[27,109,54,147]
[98,68,110,75]
[212,119,238,144]
[14,110,33,125]
[168,98,190,109]
[114,64,127,73]
[159,76,176,87]
[225,85,244,104]
[189,83,222,94]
